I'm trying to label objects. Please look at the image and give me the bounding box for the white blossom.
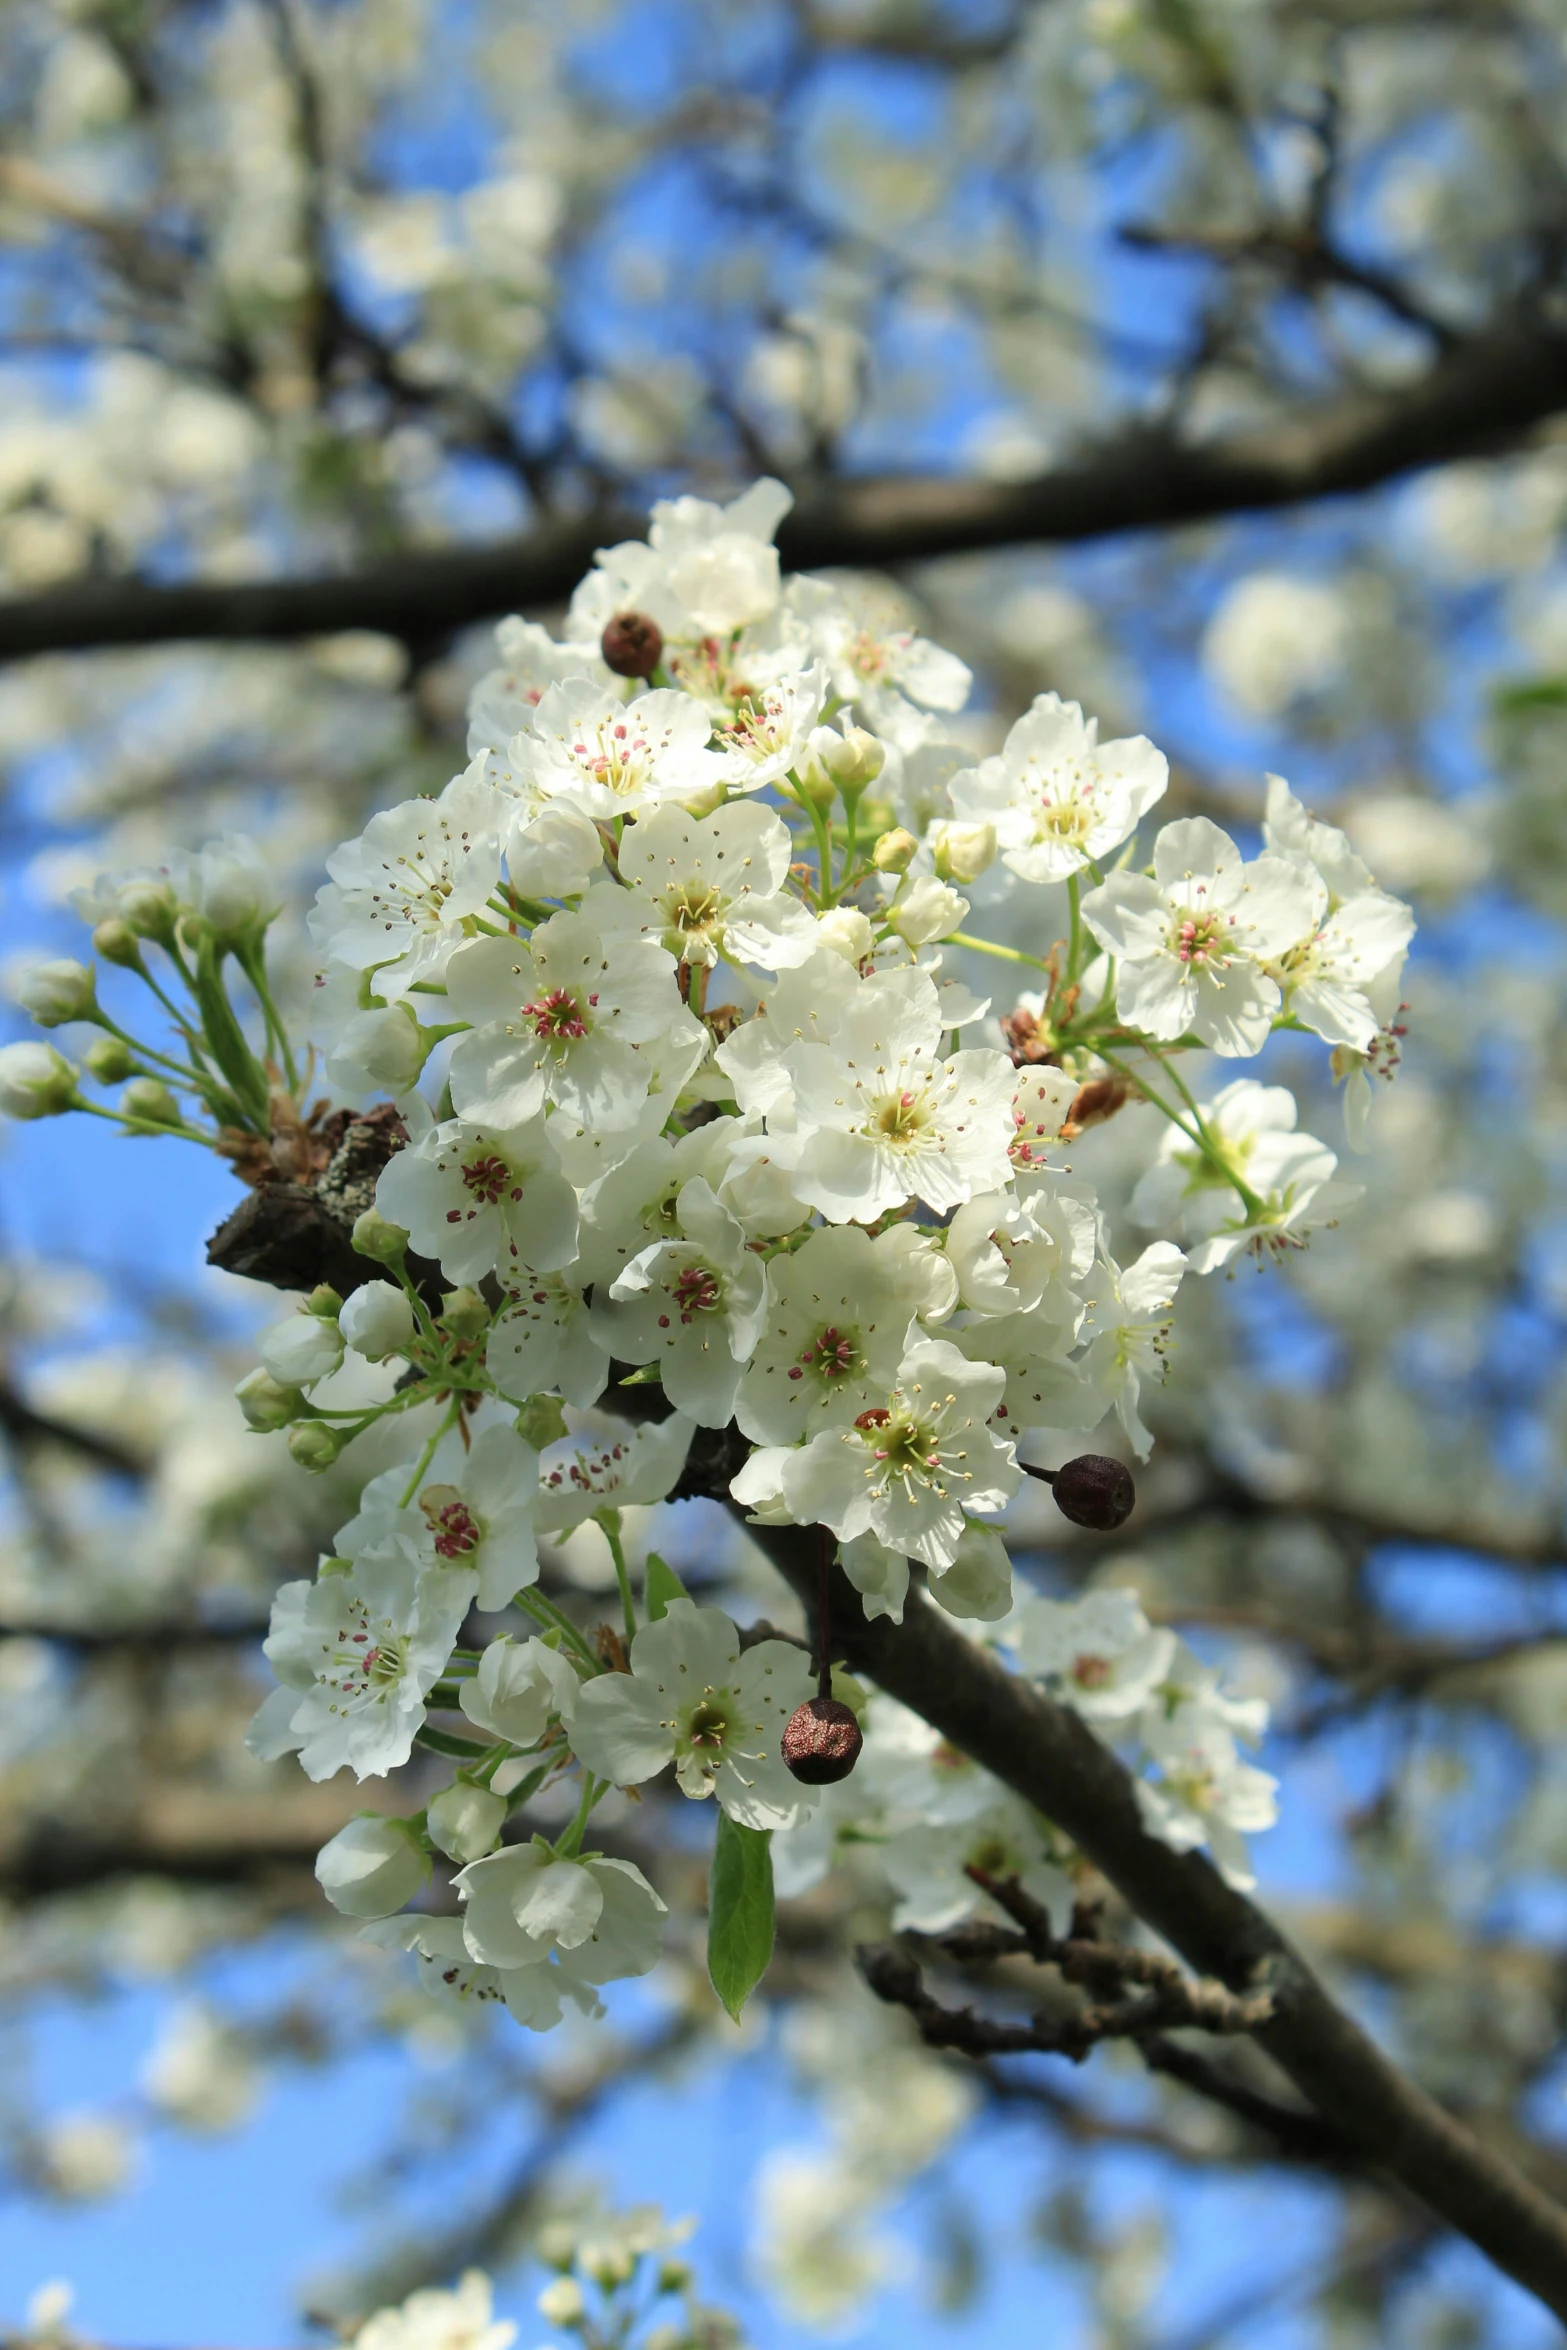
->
[735,1224,926,1446]
[1078,1244,1187,1460]
[309,767,506,1002]
[1014,1589,1175,1720]
[336,1423,542,1613]
[252,1557,466,1783]
[948,694,1168,883]
[375,1109,578,1286]
[534,1414,696,1533]
[315,1814,430,1916]
[511,679,725,819]
[1129,1079,1359,1272]
[599,799,819,969]
[445,906,700,1133]
[593,1177,767,1425]
[567,1598,814,1828]
[779,1338,1019,1569]
[1081,817,1320,1056]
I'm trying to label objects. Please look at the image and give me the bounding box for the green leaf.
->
[643,1552,691,1622]
[707,1810,774,2023]
[1493,673,1567,716]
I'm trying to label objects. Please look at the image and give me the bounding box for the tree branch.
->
[6,313,1567,660]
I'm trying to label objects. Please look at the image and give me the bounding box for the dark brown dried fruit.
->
[601,611,664,679]
[1051,1454,1136,1532]
[782,1696,863,1784]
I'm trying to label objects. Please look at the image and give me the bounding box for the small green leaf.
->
[643,1552,691,1622]
[707,1810,774,2023]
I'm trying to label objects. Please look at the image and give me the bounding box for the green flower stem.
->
[414,1724,492,1760]
[1066,873,1083,984]
[70,1095,215,1148]
[1094,1045,1267,1219]
[515,1587,600,1668]
[599,1509,638,1646]
[555,1771,603,1859]
[236,941,300,1094]
[398,1398,461,1507]
[942,930,1054,972]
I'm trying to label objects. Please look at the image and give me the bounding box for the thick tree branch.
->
[6,314,1567,661]
[194,1173,1567,2317]
[737,1515,1567,2320]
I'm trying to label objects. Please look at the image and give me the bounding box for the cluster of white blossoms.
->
[0,479,1413,2024]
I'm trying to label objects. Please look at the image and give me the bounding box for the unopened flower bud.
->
[582,2241,635,2290]
[426,1779,507,1864]
[352,1207,409,1264]
[442,1286,490,1340]
[804,722,885,797]
[306,1283,344,1319]
[17,958,97,1028]
[288,1420,349,1473]
[816,906,874,964]
[1049,1454,1136,1532]
[536,2221,578,2273]
[0,1043,78,1120]
[600,611,664,679]
[340,1281,416,1359]
[872,827,918,874]
[117,877,179,940]
[781,1696,863,1785]
[315,1814,429,1917]
[537,2278,587,2330]
[120,1077,182,1127]
[193,834,281,943]
[889,876,966,947]
[92,918,144,970]
[234,1368,306,1431]
[83,1036,135,1083]
[656,2260,693,2295]
[324,1004,430,1097]
[514,1392,568,1449]
[931,820,997,884]
[260,1309,345,1387]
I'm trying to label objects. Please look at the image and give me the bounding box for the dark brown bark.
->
[4,314,1567,662]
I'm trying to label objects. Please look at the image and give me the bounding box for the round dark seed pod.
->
[1050,1453,1136,1532]
[600,610,664,679]
[781,1696,863,1785]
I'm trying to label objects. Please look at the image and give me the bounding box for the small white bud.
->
[803,722,885,795]
[0,1041,78,1120]
[288,1421,350,1472]
[259,1310,345,1387]
[315,1815,429,1917]
[352,1207,409,1263]
[324,1005,429,1097]
[120,1078,182,1126]
[426,1780,507,1864]
[340,1281,416,1358]
[889,875,967,947]
[816,907,875,963]
[16,958,97,1027]
[192,835,282,941]
[537,2278,587,2329]
[931,819,997,883]
[871,827,918,874]
[234,1368,306,1431]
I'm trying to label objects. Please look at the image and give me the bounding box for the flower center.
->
[670,1263,723,1321]
[856,1404,944,1489]
[798,1323,865,1383]
[662,879,726,935]
[571,719,652,795]
[420,1486,483,1560]
[870,1087,932,1146]
[461,1152,513,1204]
[1072,1653,1112,1690]
[1172,910,1235,968]
[363,1633,409,1688]
[718,693,787,758]
[524,985,593,1040]
[1034,792,1093,843]
[848,628,889,680]
[685,1697,733,1750]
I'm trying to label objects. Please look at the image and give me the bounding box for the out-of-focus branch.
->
[7,312,1567,659]
[0,1378,145,1475]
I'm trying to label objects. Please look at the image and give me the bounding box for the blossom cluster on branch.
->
[0,480,1415,2030]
